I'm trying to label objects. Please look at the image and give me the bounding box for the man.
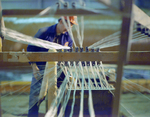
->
[27,16,77,117]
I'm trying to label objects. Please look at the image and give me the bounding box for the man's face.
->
[60,20,74,34]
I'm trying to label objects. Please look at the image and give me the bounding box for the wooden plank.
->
[112,0,134,117]
[3,9,103,16]
[0,0,2,52]
[1,0,124,17]
[0,51,117,63]
[2,9,42,16]
[0,81,31,94]
[2,9,111,16]
[0,92,1,117]
[0,51,150,65]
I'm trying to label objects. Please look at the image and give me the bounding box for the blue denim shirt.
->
[27,24,73,68]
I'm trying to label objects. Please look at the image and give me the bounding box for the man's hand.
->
[31,63,41,80]
[37,96,46,106]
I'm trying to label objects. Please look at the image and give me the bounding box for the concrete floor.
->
[1,93,150,117]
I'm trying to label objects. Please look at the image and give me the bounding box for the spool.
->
[70,47,73,52]
[91,48,95,52]
[136,23,141,31]
[80,47,83,52]
[86,47,89,52]
[75,47,79,52]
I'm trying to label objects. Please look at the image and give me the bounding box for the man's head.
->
[57,16,77,34]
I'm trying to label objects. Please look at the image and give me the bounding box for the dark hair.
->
[58,18,61,22]
[58,18,67,23]
[58,18,74,25]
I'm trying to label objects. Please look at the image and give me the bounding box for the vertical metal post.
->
[112,0,134,117]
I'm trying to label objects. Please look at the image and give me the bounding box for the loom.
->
[0,0,150,117]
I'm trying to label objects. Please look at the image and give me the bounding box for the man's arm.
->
[31,63,41,80]
[68,38,73,48]
[27,27,48,74]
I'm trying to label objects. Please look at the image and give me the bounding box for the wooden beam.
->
[0,0,2,52]
[2,8,115,16]
[0,0,3,116]
[0,92,2,117]
[112,0,134,117]
[3,9,41,16]
[0,51,150,65]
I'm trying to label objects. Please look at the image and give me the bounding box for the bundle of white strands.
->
[36,49,115,117]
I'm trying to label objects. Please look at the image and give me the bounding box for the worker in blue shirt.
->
[27,16,77,117]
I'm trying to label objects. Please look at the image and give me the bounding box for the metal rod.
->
[112,0,134,116]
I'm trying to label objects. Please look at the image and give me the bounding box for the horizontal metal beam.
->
[0,51,150,65]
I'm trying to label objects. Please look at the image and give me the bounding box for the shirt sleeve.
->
[27,27,48,64]
[68,39,73,47]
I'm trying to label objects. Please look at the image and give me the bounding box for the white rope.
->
[45,64,69,117]
[81,16,84,47]
[124,80,150,93]
[78,65,88,89]
[2,27,70,50]
[36,5,57,16]
[123,84,150,101]
[58,65,75,117]
[74,17,82,48]
[84,62,95,117]
[98,61,110,89]
[120,103,134,117]
[93,64,105,89]
[89,62,99,88]
[79,61,85,117]
[88,31,121,49]
[88,26,150,49]
[69,61,79,117]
